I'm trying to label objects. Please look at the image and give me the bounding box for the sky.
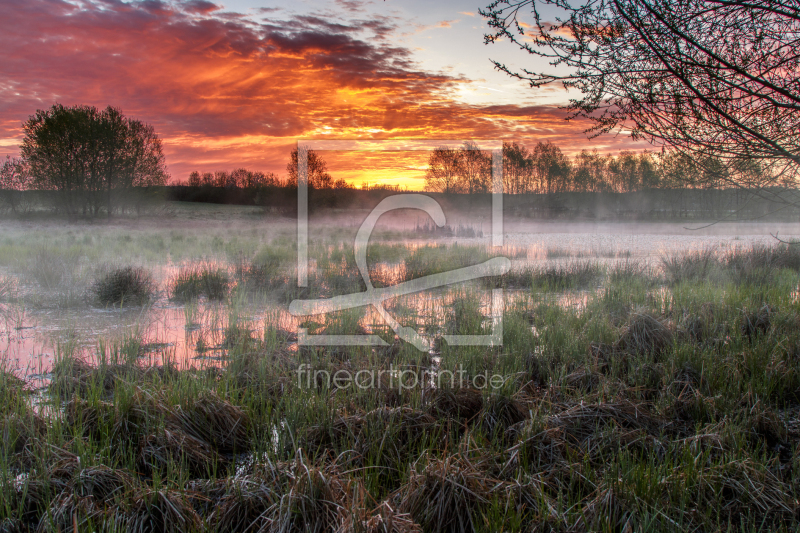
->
[0,0,647,189]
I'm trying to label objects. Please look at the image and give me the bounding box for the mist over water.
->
[2,208,797,381]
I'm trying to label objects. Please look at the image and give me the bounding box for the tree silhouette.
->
[481,0,800,189]
[425,146,465,193]
[0,156,32,213]
[503,141,531,194]
[460,141,492,194]
[21,104,168,215]
[531,141,570,193]
[286,147,333,189]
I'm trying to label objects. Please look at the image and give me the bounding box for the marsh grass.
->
[485,261,603,290]
[170,264,230,301]
[403,244,493,281]
[4,237,800,532]
[0,276,16,301]
[662,242,800,286]
[27,246,83,291]
[547,246,632,259]
[92,266,155,306]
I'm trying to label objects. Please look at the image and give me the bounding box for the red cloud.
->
[0,0,645,185]
[182,0,221,15]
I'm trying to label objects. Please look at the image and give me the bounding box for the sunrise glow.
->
[0,0,645,188]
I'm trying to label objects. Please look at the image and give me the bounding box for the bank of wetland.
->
[2,211,800,532]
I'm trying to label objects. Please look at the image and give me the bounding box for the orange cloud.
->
[0,0,645,189]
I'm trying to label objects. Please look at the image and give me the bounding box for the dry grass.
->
[426,387,483,422]
[170,392,251,454]
[616,310,674,359]
[116,488,203,533]
[394,454,495,533]
[268,455,355,533]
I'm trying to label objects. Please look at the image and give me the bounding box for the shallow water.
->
[1,226,797,379]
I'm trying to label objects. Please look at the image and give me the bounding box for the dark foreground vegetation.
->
[3,243,800,532]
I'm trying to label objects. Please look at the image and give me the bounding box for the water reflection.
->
[0,231,787,377]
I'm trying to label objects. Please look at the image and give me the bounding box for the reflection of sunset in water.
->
[2,227,792,380]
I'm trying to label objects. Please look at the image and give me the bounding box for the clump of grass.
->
[269,456,355,533]
[40,492,107,533]
[724,242,800,272]
[607,259,655,285]
[138,427,222,478]
[170,391,251,454]
[530,261,602,290]
[1,411,46,458]
[92,266,155,306]
[170,263,230,301]
[211,479,279,532]
[222,321,255,350]
[615,310,674,359]
[116,488,203,533]
[544,400,667,463]
[303,407,442,472]
[679,302,728,346]
[395,454,494,533]
[234,247,286,291]
[427,387,483,422]
[661,246,718,284]
[403,244,492,281]
[478,394,527,439]
[72,465,137,501]
[445,296,485,335]
[741,303,774,340]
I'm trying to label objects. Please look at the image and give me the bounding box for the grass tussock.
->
[92,266,155,306]
[394,454,494,533]
[170,263,230,301]
[117,488,203,533]
[616,310,674,359]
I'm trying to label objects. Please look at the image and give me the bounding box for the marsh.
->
[3,203,800,532]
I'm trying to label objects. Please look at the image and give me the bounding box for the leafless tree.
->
[481,0,800,192]
[425,146,466,193]
[286,148,333,189]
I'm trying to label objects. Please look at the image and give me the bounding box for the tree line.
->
[1,104,169,216]
[184,142,777,196]
[184,147,352,190]
[424,141,784,195]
